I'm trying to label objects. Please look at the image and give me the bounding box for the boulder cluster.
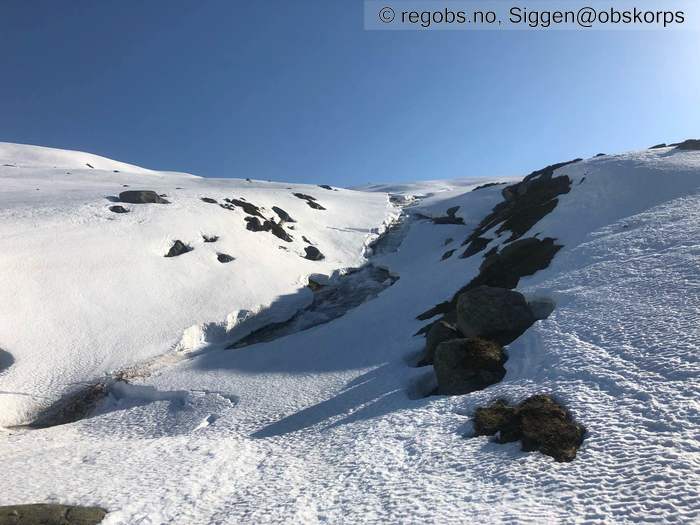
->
[421,285,540,395]
[415,160,586,461]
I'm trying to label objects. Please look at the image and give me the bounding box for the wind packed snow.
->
[1,143,698,524]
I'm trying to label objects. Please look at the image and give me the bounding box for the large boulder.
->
[422,318,461,365]
[0,504,107,524]
[433,338,507,395]
[456,286,535,345]
[473,395,586,462]
[118,190,169,204]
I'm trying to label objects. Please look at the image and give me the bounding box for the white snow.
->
[1,143,699,524]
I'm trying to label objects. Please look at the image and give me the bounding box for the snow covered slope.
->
[0,142,396,426]
[1,143,699,524]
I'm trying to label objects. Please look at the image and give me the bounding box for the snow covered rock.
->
[433,337,507,395]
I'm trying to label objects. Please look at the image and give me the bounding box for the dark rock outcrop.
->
[217,253,234,263]
[433,338,507,395]
[202,234,219,243]
[456,286,536,346]
[30,383,110,428]
[119,190,169,204]
[473,395,585,462]
[318,184,333,190]
[244,217,293,242]
[304,246,325,261]
[675,139,700,151]
[416,237,560,325]
[0,504,107,524]
[164,240,193,258]
[465,159,577,244]
[222,198,265,219]
[441,249,455,260]
[108,205,129,214]
[432,206,464,225]
[466,237,562,291]
[472,182,505,192]
[0,348,14,373]
[649,143,667,149]
[201,197,218,204]
[272,206,295,223]
[293,193,326,210]
[421,316,461,365]
[460,236,490,258]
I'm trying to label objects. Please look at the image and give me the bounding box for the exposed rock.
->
[464,159,577,243]
[444,238,454,246]
[272,206,295,223]
[649,143,667,149]
[456,286,536,345]
[432,206,464,225]
[594,153,606,157]
[472,182,505,191]
[119,190,169,204]
[223,198,265,218]
[86,163,94,169]
[305,200,326,210]
[244,217,293,242]
[202,234,219,243]
[441,249,456,260]
[460,236,490,258]
[217,253,234,263]
[473,395,586,462]
[421,316,461,365]
[0,504,107,524]
[164,240,193,258]
[318,184,333,190]
[30,382,110,428]
[304,246,325,261]
[675,139,700,151]
[293,193,326,210]
[108,205,129,214]
[416,238,560,324]
[467,237,562,290]
[0,348,14,373]
[302,236,313,244]
[244,216,268,232]
[307,277,325,291]
[268,222,293,242]
[201,197,218,204]
[433,338,507,395]
[293,192,317,201]
[416,301,451,321]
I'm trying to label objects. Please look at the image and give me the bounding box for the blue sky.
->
[1,1,698,185]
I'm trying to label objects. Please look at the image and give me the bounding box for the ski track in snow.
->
[1,143,700,523]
